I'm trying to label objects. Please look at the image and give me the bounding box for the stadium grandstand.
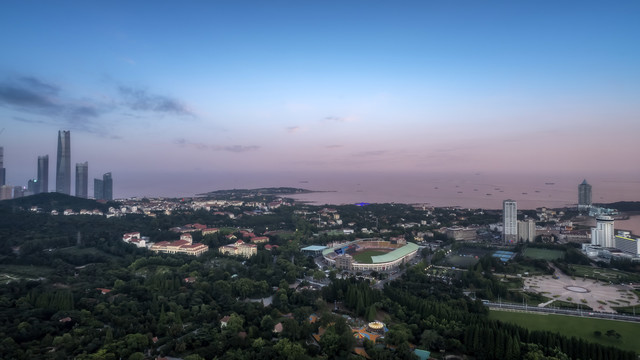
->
[322,238,420,271]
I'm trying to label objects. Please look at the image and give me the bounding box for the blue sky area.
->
[1,1,639,196]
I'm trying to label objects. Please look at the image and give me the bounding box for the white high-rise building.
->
[503,199,517,243]
[591,216,614,248]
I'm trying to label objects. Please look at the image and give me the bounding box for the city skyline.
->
[1,2,639,199]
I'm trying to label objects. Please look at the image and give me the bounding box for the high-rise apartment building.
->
[75,162,88,198]
[517,219,536,242]
[0,146,5,186]
[578,179,592,210]
[503,199,518,243]
[56,130,71,194]
[94,178,104,200]
[591,216,614,248]
[103,172,113,200]
[37,155,49,194]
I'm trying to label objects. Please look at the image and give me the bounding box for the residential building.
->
[445,226,477,241]
[75,162,88,198]
[218,240,257,258]
[578,179,592,210]
[591,216,614,248]
[56,130,71,194]
[518,219,536,242]
[37,155,48,193]
[503,199,518,243]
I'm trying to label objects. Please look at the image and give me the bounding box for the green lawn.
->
[489,310,640,353]
[522,248,564,260]
[353,250,389,264]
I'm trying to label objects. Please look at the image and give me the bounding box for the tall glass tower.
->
[56,130,71,194]
[578,179,592,210]
[37,155,49,193]
[75,162,88,198]
[103,172,113,200]
[94,178,104,200]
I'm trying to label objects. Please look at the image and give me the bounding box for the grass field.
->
[447,255,479,268]
[523,248,565,260]
[489,310,640,353]
[352,250,389,264]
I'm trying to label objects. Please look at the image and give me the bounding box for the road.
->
[485,301,640,323]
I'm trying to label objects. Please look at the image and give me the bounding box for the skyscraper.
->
[37,155,49,194]
[75,162,88,198]
[27,179,39,195]
[94,178,104,200]
[0,146,5,186]
[56,130,71,194]
[578,179,592,210]
[503,199,518,243]
[103,172,113,200]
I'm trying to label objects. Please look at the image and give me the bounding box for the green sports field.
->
[522,248,565,260]
[352,250,389,264]
[489,310,640,353]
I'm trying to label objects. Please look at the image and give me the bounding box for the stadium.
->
[322,238,420,272]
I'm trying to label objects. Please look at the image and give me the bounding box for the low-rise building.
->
[150,233,208,256]
[218,240,257,258]
[252,236,269,244]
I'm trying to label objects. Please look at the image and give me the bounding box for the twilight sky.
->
[1,1,639,197]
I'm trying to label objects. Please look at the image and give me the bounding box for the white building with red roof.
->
[150,233,209,256]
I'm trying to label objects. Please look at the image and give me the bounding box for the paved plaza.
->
[523,269,640,313]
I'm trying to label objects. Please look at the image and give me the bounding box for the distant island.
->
[195,187,338,202]
[197,187,314,197]
[600,201,640,212]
